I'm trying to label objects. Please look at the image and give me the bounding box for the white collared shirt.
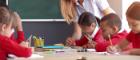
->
[76,0,113,20]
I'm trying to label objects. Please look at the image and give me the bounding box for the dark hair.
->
[78,12,98,26]
[101,13,122,30]
[126,2,140,20]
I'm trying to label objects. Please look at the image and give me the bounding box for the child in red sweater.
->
[97,13,130,52]
[66,12,103,48]
[107,2,140,55]
[0,6,32,60]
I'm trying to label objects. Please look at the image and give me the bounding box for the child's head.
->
[100,13,121,39]
[126,2,140,33]
[0,6,14,37]
[78,12,97,34]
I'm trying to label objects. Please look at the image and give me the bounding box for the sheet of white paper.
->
[8,54,44,60]
[87,49,96,52]
[29,54,44,59]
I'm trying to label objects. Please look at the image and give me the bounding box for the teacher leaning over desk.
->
[60,0,115,44]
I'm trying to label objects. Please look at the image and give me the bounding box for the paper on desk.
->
[93,52,109,55]
[8,54,44,59]
[93,52,121,55]
[87,49,96,52]
[29,54,44,59]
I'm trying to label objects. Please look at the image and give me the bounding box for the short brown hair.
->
[0,6,13,25]
[126,2,140,20]
[101,13,122,30]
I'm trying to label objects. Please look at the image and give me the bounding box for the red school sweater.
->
[126,31,140,48]
[95,30,129,52]
[10,31,25,44]
[75,29,130,52]
[75,29,105,47]
[0,31,32,60]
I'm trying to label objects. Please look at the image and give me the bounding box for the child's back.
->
[0,5,32,60]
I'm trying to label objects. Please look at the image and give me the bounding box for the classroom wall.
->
[22,21,73,45]
[108,0,122,18]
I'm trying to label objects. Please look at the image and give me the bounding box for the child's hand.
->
[13,12,23,31]
[83,42,96,48]
[107,46,120,54]
[20,41,35,53]
[66,37,76,46]
[30,47,34,53]
[20,41,29,48]
[87,43,96,48]
[20,41,35,52]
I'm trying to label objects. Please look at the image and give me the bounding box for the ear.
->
[1,24,7,32]
[91,23,96,28]
[112,26,119,33]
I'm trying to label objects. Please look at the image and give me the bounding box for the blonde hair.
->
[0,6,12,25]
[60,0,77,24]
[0,6,16,28]
[10,12,18,28]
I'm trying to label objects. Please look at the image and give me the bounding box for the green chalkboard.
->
[8,0,62,19]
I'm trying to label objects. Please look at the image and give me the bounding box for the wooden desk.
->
[8,49,140,60]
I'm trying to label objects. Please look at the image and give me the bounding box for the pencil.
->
[84,33,96,44]
[27,35,32,47]
[84,33,92,42]
[108,34,113,46]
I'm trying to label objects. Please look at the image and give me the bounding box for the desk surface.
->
[9,49,140,60]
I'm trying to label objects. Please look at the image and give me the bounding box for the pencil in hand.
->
[27,35,33,47]
[107,34,120,54]
[108,34,113,46]
[84,33,96,48]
